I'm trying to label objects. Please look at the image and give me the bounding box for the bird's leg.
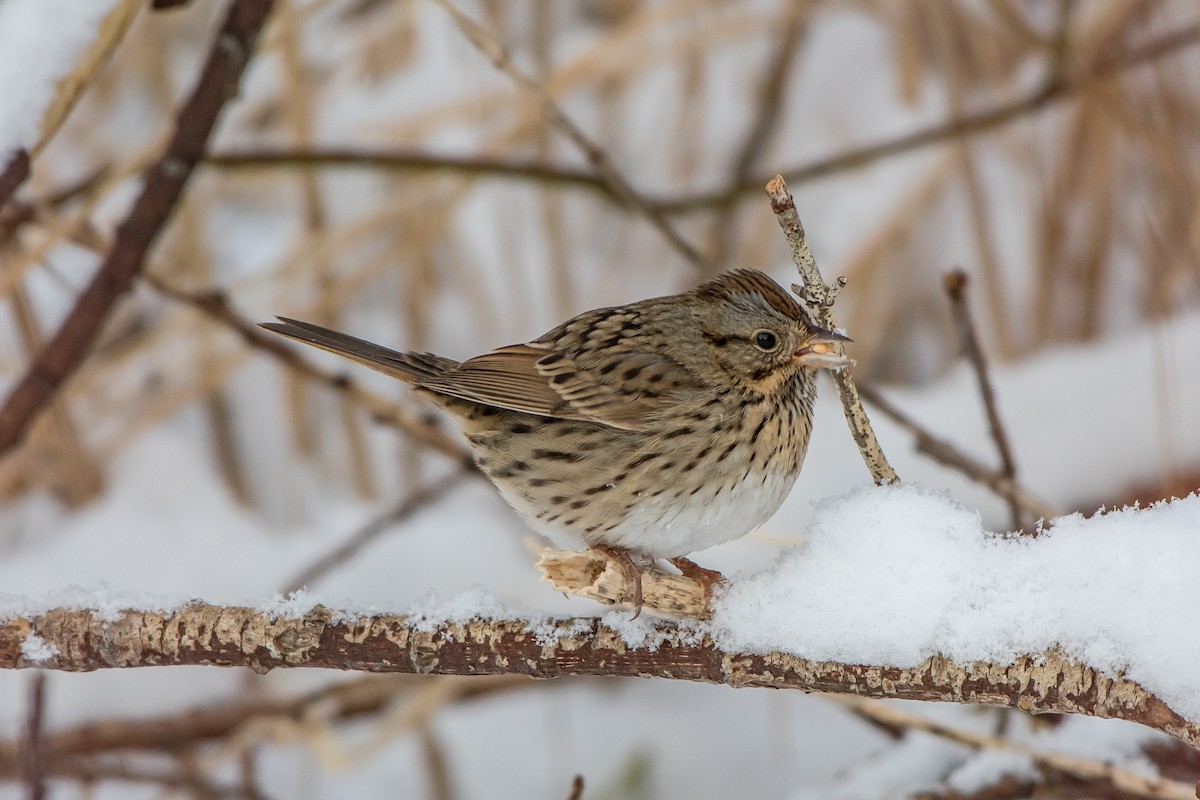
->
[592,544,644,618]
[669,556,725,602]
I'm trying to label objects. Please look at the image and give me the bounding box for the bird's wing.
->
[418,343,698,431]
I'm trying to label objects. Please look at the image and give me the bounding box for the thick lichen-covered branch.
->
[1,603,1196,753]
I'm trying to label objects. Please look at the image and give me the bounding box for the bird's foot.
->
[592,544,644,618]
[668,557,725,602]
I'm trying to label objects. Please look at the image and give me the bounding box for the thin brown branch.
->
[658,22,1200,215]
[23,756,268,800]
[21,674,45,800]
[0,150,31,212]
[433,0,708,269]
[143,275,475,468]
[198,22,1200,224]
[855,382,1058,522]
[765,174,898,485]
[0,674,527,775]
[943,271,1023,531]
[205,149,611,194]
[1,604,1196,750]
[0,0,277,459]
[282,469,472,593]
[835,696,1198,800]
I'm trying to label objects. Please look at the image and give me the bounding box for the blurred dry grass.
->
[1,3,1200,797]
[2,0,1198,512]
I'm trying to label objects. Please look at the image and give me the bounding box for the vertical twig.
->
[0,0,277,458]
[943,271,1023,530]
[22,673,46,800]
[565,775,584,800]
[764,175,898,485]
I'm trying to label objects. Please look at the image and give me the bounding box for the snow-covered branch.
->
[2,603,1197,751]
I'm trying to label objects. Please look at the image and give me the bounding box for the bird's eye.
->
[754,330,778,351]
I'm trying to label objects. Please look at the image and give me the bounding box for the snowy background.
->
[1,1,1199,798]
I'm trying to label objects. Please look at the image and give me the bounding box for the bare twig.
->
[0,674,528,775]
[834,696,1198,800]
[855,383,1057,521]
[765,175,898,485]
[433,0,708,269]
[0,0,277,459]
[205,148,612,193]
[282,469,472,593]
[21,674,45,800]
[0,150,31,212]
[944,271,1023,531]
[1,604,1196,749]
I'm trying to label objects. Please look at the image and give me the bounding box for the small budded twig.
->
[943,271,1024,531]
[764,175,898,485]
[832,696,1198,800]
[433,0,709,270]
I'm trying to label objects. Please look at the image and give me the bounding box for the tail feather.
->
[260,317,459,382]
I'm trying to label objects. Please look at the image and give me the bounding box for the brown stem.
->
[0,150,31,212]
[0,0,277,459]
[943,271,1023,531]
[21,674,45,800]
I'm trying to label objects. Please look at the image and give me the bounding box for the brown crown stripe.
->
[692,269,803,321]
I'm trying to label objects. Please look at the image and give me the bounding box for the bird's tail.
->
[260,317,459,382]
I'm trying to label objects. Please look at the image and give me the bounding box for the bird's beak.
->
[794,326,854,369]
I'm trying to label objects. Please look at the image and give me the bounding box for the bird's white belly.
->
[578,464,796,558]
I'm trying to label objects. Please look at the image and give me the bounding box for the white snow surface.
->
[714,484,1200,720]
[0,0,122,157]
[18,632,58,663]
